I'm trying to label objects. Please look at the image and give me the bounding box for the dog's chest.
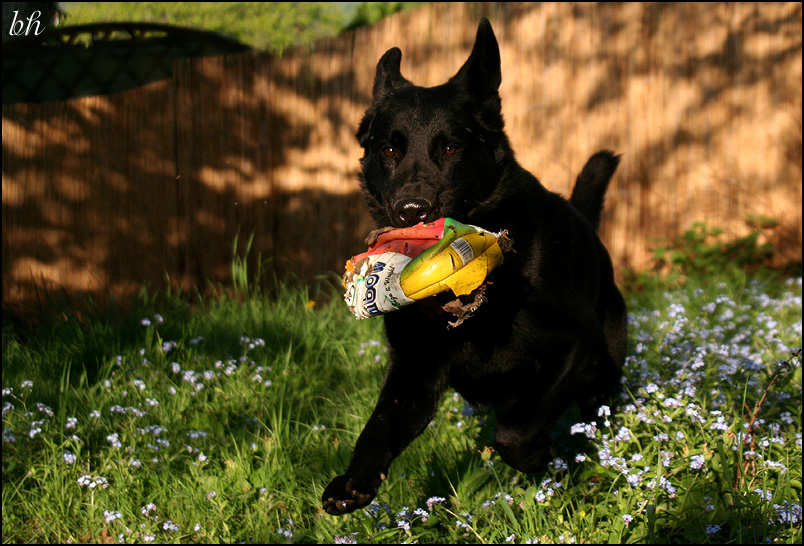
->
[443,330,538,409]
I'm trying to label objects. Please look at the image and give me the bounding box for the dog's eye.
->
[445,145,458,155]
[382,147,395,157]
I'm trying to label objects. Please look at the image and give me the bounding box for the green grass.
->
[2,274,801,543]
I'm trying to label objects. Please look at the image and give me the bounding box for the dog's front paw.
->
[322,470,385,516]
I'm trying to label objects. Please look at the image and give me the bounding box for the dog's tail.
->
[569,150,621,231]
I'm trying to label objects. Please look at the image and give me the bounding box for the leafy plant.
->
[625,221,779,294]
[342,2,429,31]
[61,2,347,53]
[654,222,774,278]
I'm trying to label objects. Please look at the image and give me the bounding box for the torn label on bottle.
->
[344,252,415,319]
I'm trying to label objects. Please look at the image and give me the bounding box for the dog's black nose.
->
[392,198,432,226]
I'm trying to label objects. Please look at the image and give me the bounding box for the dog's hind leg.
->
[491,376,572,472]
[494,419,556,473]
[579,281,628,420]
[492,337,620,472]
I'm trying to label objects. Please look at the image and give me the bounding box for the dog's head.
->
[357,18,511,228]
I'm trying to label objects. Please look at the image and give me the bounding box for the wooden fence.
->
[3,2,801,306]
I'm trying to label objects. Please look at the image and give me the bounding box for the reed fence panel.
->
[3,2,801,305]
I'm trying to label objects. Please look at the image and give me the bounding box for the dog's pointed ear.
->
[450,18,502,102]
[372,47,411,103]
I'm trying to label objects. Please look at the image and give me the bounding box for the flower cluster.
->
[565,279,802,537]
[1,310,283,543]
[77,475,109,489]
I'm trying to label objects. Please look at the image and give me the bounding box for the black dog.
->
[323,18,627,516]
